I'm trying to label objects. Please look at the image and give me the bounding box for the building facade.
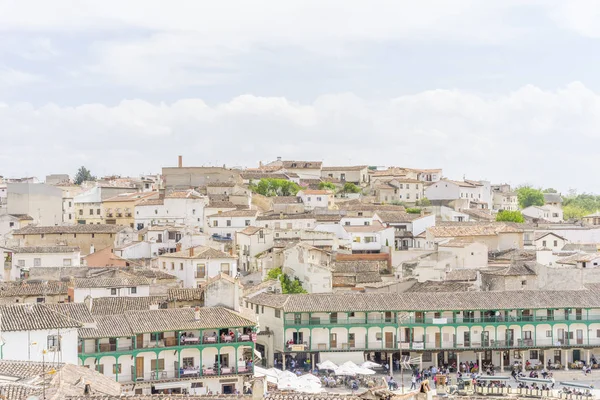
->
[248,290,600,371]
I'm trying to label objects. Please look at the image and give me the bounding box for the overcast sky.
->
[1,1,600,192]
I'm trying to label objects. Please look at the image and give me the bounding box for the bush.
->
[496,210,525,223]
[406,208,421,214]
[265,267,307,294]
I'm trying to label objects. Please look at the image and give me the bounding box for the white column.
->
[478,352,482,370]
[456,353,460,372]
[564,349,569,370]
[419,354,423,371]
[521,351,525,373]
[587,350,590,366]
[434,352,438,368]
[389,355,393,374]
[500,352,504,372]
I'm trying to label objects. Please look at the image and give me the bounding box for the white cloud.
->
[1,82,599,192]
[0,67,42,87]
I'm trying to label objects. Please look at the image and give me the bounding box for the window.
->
[73,233,76,238]
[89,209,94,215]
[546,330,552,337]
[68,214,72,220]
[406,184,410,189]
[542,240,546,247]
[353,236,361,243]
[554,240,558,247]
[275,309,281,318]
[68,201,72,207]
[91,233,95,238]
[226,220,231,227]
[37,297,45,303]
[357,212,363,217]
[162,262,166,269]
[171,262,175,270]
[345,221,351,226]
[47,335,61,351]
[364,237,377,243]
[307,197,311,202]
[110,288,117,295]
[596,329,600,338]
[221,263,231,275]
[113,364,122,374]
[191,382,203,389]
[245,220,250,226]
[530,350,538,359]
[63,259,72,267]
[9,222,14,227]
[196,264,206,278]
[180,263,184,271]
[407,193,410,199]
[34,258,41,267]
[375,332,382,341]
[316,197,322,201]
[192,209,196,215]
[130,287,137,294]
[182,357,195,367]
[154,209,158,214]
[150,359,165,371]
[96,209,101,215]
[213,220,218,227]
[422,352,432,362]
[521,280,527,286]
[79,209,83,215]
[96,365,104,374]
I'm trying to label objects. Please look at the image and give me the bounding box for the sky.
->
[1,1,600,193]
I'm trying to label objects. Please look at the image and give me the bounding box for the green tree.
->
[318,181,337,191]
[496,210,525,223]
[250,178,301,197]
[516,186,545,208]
[342,182,361,194]
[416,197,431,207]
[563,204,589,220]
[406,208,421,214]
[543,188,558,193]
[264,267,307,294]
[74,166,95,185]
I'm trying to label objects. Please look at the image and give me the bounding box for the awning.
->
[476,376,511,381]
[560,382,593,389]
[153,381,191,390]
[254,349,262,360]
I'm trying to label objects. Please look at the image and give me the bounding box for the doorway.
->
[330,333,337,348]
[292,332,304,345]
[330,313,337,324]
[349,333,356,348]
[573,349,581,361]
[503,351,510,366]
[136,357,144,380]
[222,384,235,394]
[506,329,514,346]
[136,334,144,349]
[385,332,394,349]
[577,330,583,345]
[481,331,489,347]
[435,332,441,348]
[464,332,471,347]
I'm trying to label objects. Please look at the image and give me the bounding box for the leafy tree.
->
[516,186,545,208]
[250,178,300,197]
[406,208,421,214]
[496,210,525,223]
[416,197,431,207]
[543,188,558,193]
[264,267,307,294]
[342,182,361,194]
[563,204,589,220]
[318,181,337,191]
[74,166,95,185]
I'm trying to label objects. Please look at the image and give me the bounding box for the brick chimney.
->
[178,155,183,168]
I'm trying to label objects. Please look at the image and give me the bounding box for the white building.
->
[297,190,332,210]
[7,183,63,226]
[0,214,33,236]
[321,166,370,185]
[4,245,81,280]
[373,179,424,205]
[425,179,492,209]
[134,190,208,230]
[0,303,86,364]
[282,243,333,293]
[343,221,395,253]
[206,210,259,240]
[255,213,317,231]
[236,226,274,273]
[158,246,237,288]
[534,232,567,251]
[492,191,519,211]
[71,276,151,302]
[522,205,564,223]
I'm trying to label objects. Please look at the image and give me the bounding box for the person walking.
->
[410,375,417,390]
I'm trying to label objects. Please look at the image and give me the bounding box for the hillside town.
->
[0,157,599,399]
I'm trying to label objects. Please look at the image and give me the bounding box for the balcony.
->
[107,213,114,217]
[285,316,397,326]
[399,338,595,351]
[79,333,254,356]
[114,365,253,383]
[284,341,398,352]
[116,213,123,217]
